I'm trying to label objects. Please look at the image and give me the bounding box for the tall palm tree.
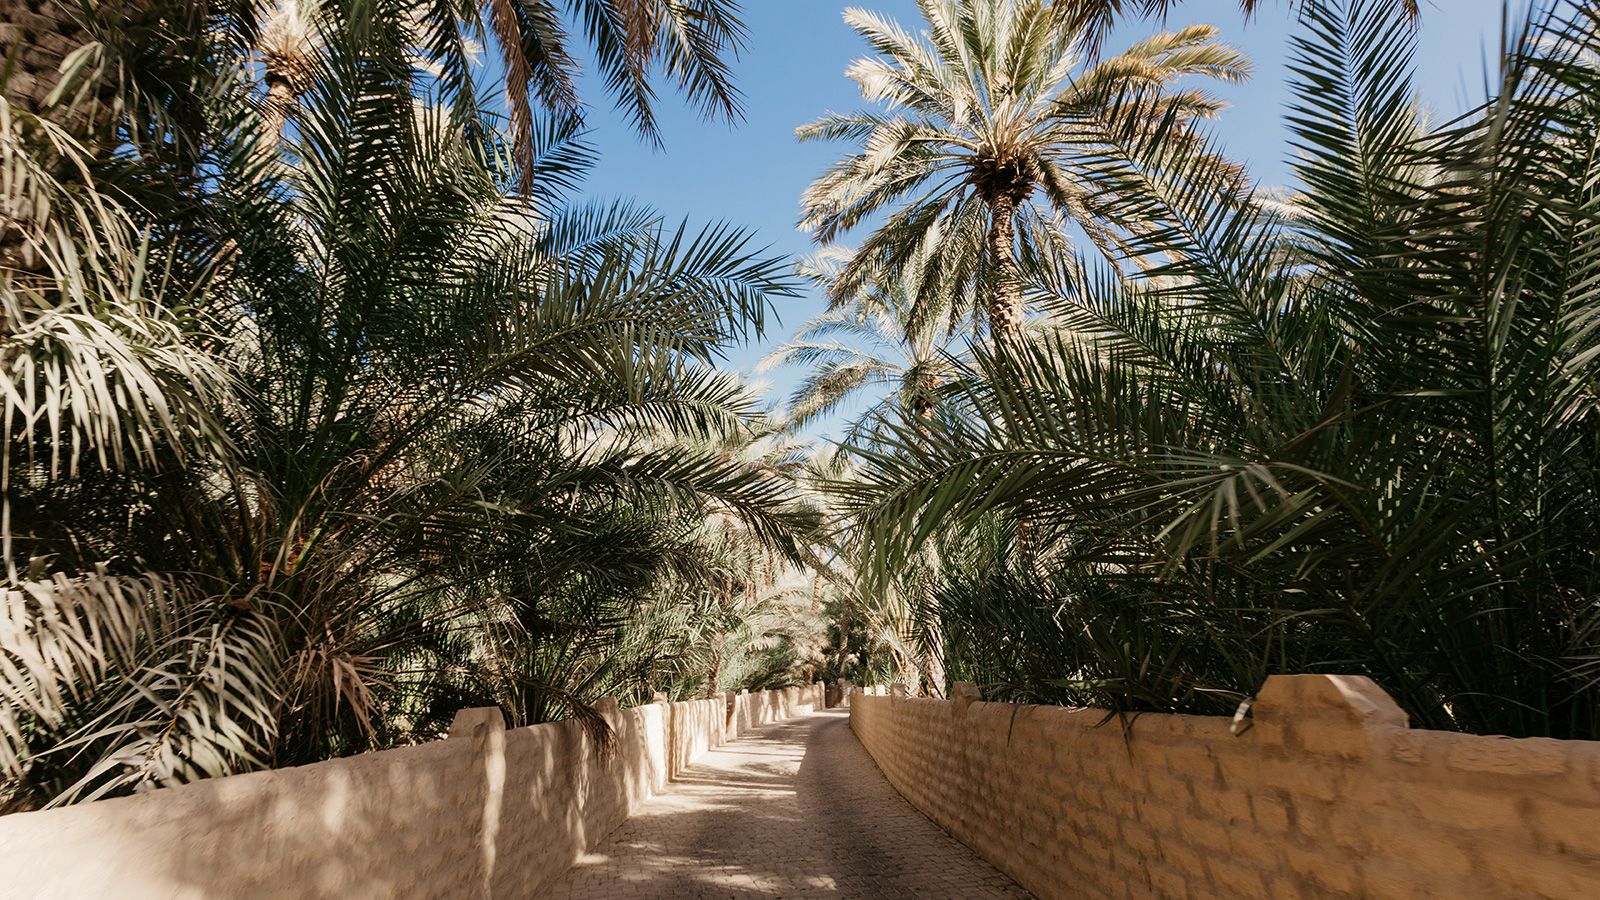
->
[1,0,749,195]
[798,0,1249,343]
[257,0,323,144]
[484,0,749,150]
[326,0,752,187]
[836,0,1600,740]
[766,251,970,695]
[1,4,810,809]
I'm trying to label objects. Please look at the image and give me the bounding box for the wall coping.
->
[868,674,1600,749]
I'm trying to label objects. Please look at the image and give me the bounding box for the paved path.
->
[547,709,1032,899]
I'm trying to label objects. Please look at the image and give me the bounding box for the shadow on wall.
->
[0,684,825,899]
[0,739,478,898]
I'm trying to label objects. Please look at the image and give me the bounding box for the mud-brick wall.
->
[729,683,824,735]
[851,675,1600,899]
[0,683,825,899]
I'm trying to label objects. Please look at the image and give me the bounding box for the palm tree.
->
[764,271,965,696]
[836,0,1600,740]
[798,0,1249,343]
[2,0,749,194]
[761,249,969,441]
[1,6,810,809]
[668,555,830,698]
[791,446,938,694]
[482,0,749,163]
[257,0,323,144]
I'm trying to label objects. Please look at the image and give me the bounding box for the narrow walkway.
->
[547,709,1031,899]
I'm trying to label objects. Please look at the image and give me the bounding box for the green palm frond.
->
[801,0,1250,342]
[2,0,813,807]
[836,0,1600,739]
[1054,0,1420,56]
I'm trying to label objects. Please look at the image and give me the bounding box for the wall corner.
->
[449,707,506,740]
[1254,674,1409,758]
[951,681,981,716]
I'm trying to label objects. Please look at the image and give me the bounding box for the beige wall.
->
[0,683,824,899]
[851,675,1600,899]
[728,684,814,735]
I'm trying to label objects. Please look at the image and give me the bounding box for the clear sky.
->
[571,1,1519,440]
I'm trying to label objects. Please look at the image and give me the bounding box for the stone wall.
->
[0,682,824,899]
[850,675,1600,899]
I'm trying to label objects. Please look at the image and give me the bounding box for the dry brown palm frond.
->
[485,0,539,191]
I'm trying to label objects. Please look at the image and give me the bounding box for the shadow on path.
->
[545,710,1032,899]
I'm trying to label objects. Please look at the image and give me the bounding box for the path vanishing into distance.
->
[546,710,1031,899]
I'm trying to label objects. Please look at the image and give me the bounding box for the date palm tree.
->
[798,0,1249,343]
[1,3,810,809]
[484,0,749,156]
[765,250,973,696]
[2,0,749,194]
[838,0,1600,740]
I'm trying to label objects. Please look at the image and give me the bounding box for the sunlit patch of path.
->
[546,709,1032,899]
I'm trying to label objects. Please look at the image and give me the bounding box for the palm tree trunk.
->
[263,75,297,145]
[911,370,947,698]
[921,602,946,698]
[897,650,921,694]
[1,0,102,274]
[1,1,93,118]
[984,193,1024,342]
[837,598,850,674]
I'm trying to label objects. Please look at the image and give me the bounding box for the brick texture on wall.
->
[850,675,1600,900]
[0,683,824,899]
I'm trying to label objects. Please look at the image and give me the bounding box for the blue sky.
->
[570,1,1518,440]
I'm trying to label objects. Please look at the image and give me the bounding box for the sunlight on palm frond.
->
[836,0,1600,739]
[799,0,1250,343]
[0,0,818,811]
[7,0,1600,820]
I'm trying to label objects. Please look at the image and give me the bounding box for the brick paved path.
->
[547,709,1032,899]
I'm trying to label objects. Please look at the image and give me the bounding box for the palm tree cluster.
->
[1,0,827,811]
[779,0,1600,741]
[9,0,1600,817]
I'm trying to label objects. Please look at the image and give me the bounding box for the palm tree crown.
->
[798,0,1249,343]
[483,0,750,186]
[244,0,750,189]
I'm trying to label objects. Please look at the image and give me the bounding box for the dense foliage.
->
[797,0,1600,741]
[0,0,824,811]
[7,0,1600,818]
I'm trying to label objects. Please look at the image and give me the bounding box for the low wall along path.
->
[546,709,1027,898]
[6,674,1600,898]
[0,684,824,898]
[851,675,1600,899]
